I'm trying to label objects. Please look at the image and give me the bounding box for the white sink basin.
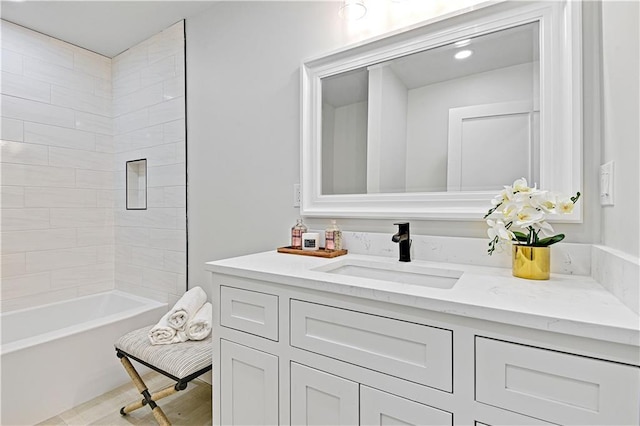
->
[313,259,462,289]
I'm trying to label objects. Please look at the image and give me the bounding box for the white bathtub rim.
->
[1,290,167,356]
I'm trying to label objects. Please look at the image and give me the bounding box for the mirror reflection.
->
[321,22,540,195]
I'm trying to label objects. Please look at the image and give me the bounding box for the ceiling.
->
[0,1,219,57]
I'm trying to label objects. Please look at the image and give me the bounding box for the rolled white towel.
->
[185,302,212,341]
[168,286,208,330]
[148,311,188,345]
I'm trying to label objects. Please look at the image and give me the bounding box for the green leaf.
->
[512,231,528,242]
[536,234,565,247]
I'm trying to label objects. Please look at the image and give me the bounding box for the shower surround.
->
[0,20,186,311]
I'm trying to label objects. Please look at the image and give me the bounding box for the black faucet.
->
[392,222,411,262]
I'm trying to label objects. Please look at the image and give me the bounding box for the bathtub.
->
[1,290,167,425]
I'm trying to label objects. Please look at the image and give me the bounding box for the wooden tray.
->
[277,246,347,258]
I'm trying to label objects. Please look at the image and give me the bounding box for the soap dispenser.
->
[291,218,308,249]
[325,220,343,251]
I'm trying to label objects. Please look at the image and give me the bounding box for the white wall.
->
[112,21,187,304]
[1,21,115,311]
[600,1,639,258]
[406,62,535,192]
[186,1,635,292]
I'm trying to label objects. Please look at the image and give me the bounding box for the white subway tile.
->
[1,288,78,312]
[96,189,115,208]
[175,274,186,295]
[1,117,24,141]
[112,42,148,75]
[148,28,184,64]
[116,143,177,168]
[77,281,114,296]
[1,70,51,103]
[176,208,186,230]
[130,246,165,269]
[116,208,176,229]
[148,228,185,251]
[51,262,113,289]
[115,263,144,286]
[114,281,166,303]
[163,119,185,143]
[115,226,149,247]
[73,50,110,80]
[94,134,115,154]
[140,56,176,88]
[77,226,115,246]
[1,163,75,187]
[163,250,185,274]
[148,97,184,126]
[1,22,74,69]
[163,186,186,208]
[114,124,162,153]
[94,77,112,99]
[1,186,24,208]
[50,207,114,228]
[1,228,77,253]
[97,244,115,264]
[76,169,114,189]
[1,208,50,231]
[113,83,163,117]
[163,75,185,101]
[49,146,113,171]
[75,111,112,135]
[24,122,96,150]
[24,57,94,93]
[141,268,178,292]
[1,253,26,277]
[1,272,51,300]
[51,85,111,117]
[2,94,75,128]
[147,187,165,207]
[147,163,185,187]
[0,140,49,165]
[115,244,132,265]
[1,48,23,74]
[114,108,149,134]
[26,246,97,273]
[112,71,141,99]
[25,187,97,207]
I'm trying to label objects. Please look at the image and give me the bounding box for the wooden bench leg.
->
[119,354,172,426]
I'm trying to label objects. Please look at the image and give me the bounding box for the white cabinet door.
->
[360,386,452,426]
[221,340,279,426]
[291,363,359,426]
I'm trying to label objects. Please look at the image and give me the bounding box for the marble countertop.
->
[205,250,640,346]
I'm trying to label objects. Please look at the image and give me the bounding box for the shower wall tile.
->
[1,70,52,103]
[25,187,98,208]
[1,118,24,141]
[0,20,115,310]
[1,140,49,166]
[113,21,187,303]
[24,122,96,151]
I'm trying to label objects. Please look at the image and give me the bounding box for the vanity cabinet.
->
[208,257,640,426]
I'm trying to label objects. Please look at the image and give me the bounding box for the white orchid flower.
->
[487,219,515,242]
[514,206,545,228]
[557,197,575,214]
[530,191,556,213]
[512,177,534,193]
[533,220,555,237]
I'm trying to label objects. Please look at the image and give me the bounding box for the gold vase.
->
[512,245,550,280]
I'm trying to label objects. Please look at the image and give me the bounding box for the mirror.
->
[302,1,582,220]
[322,22,539,195]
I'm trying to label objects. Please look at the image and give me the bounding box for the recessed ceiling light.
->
[454,39,471,48]
[454,50,473,60]
[339,0,367,20]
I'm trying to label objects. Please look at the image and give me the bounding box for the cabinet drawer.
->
[220,286,278,341]
[361,386,452,426]
[290,300,452,392]
[475,337,640,425]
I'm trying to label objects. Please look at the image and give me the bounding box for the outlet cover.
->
[293,183,301,207]
[600,161,614,206]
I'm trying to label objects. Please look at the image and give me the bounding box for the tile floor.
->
[37,371,212,425]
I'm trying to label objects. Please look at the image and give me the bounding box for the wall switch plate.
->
[600,161,614,206]
[293,183,301,207]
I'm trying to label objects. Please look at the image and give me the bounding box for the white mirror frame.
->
[301,0,582,221]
